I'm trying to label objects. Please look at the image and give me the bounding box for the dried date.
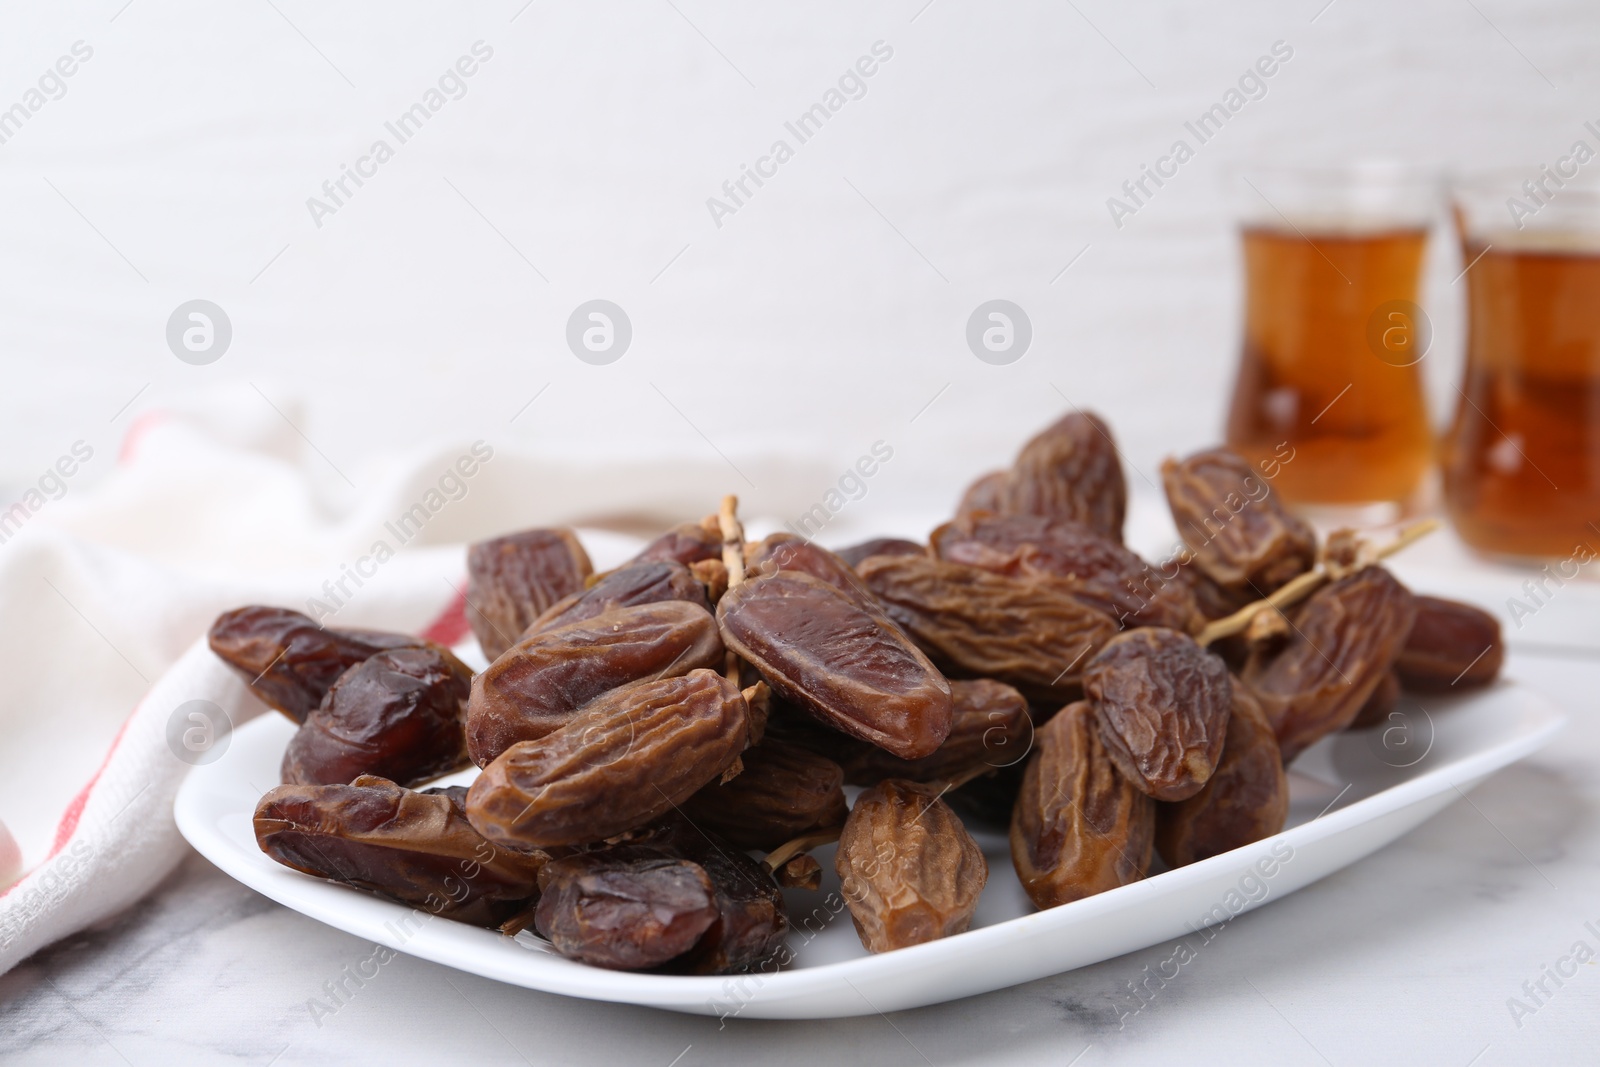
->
[533,852,720,970]
[745,534,882,608]
[858,554,1117,700]
[466,601,723,766]
[1161,448,1315,597]
[773,679,1031,787]
[1348,669,1401,731]
[466,528,593,661]
[835,779,988,953]
[717,570,953,760]
[254,775,549,926]
[678,739,847,851]
[931,512,1198,631]
[1395,596,1503,691]
[528,560,711,636]
[1011,701,1154,909]
[466,669,749,848]
[1000,411,1127,541]
[1241,565,1416,761]
[208,606,424,723]
[1083,628,1232,801]
[955,470,1010,518]
[282,645,472,787]
[1155,685,1288,867]
[628,517,724,567]
[835,537,926,567]
[643,818,788,974]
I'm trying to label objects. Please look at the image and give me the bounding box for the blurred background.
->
[2,0,1592,530]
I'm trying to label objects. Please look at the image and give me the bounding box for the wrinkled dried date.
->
[678,739,847,851]
[1000,411,1127,541]
[254,775,549,926]
[466,529,593,660]
[1242,565,1416,761]
[717,570,953,760]
[282,645,472,787]
[1161,448,1315,597]
[1083,628,1232,801]
[528,560,712,637]
[1155,685,1288,867]
[208,606,425,723]
[835,779,988,953]
[533,852,719,970]
[771,679,1031,787]
[955,470,1010,518]
[531,857,720,972]
[858,554,1117,700]
[643,818,789,975]
[931,512,1198,631]
[536,817,788,974]
[835,537,926,567]
[466,601,723,766]
[1395,595,1503,691]
[1011,701,1154,909]
[466,669,749,848]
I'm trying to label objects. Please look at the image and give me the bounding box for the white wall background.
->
[0,0,1592,531]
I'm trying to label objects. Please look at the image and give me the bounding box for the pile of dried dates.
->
[212,409,1504,975]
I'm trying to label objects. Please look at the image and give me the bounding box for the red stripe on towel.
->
[118,411,167,464]
[48,705,139,859]
[421,584,470,647]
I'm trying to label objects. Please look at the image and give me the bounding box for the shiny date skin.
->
[1395,595,1503,691]
[527,560,712,637]
[208,605,425,724]
[281,645,473,787]
[533,817,787,974]
[254,775,550,927]
[717,570,953,760]
[466,601,723,766]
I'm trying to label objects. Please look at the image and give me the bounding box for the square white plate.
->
[174,681,1564,1019]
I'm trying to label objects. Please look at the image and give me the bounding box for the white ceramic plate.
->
[175,681,1564,1019]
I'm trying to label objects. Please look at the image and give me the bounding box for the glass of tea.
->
[1224,165,1440,517]
[1442,175,1600,560]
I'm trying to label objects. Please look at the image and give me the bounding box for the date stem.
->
[1197,519,1439,646]
[764,826,842,871]
[718,495,746,590]
[718,495,747,686]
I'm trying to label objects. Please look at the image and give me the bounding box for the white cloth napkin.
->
[0,396,753,977]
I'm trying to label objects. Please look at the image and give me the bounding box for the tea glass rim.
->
[1228,162,1441,232]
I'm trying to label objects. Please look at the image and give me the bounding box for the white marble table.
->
[2,648,1595,1067]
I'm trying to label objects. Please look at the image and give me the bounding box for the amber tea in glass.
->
[1442,178,1600,559]
[1224,167,1438,509]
